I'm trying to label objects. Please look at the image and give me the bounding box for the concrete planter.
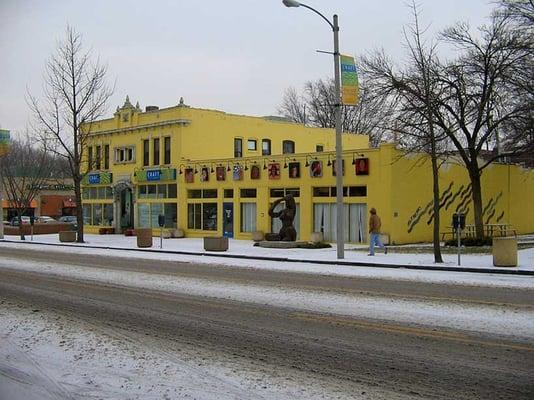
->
[136,228,153,248]
[493,237,517,267]
[204,236,228,251]
[59,230,76,243]
[310,232,323,243]
[251,231,264,242]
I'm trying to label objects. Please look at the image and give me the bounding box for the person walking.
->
[368,207,387,256]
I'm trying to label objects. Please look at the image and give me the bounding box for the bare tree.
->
[28,26,113,242]
[279,76,394,147]
[495,0,534,25]
[433,11,533,238]
[0,133,55,239]
[363,2,447,262]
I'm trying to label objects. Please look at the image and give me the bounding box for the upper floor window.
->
[262,139,271,156]
[316,144,324,152]
[114,146,135,163]
[282,140,295,154]
[234,138,243,158]
[153,138,160,165]
[88,146,93,170]
[143,139,150,166]
[104,145,110,170]
[247,139,257,151]
[95,145,101,170]
[164,137,171,164]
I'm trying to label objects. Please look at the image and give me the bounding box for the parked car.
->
[58,215,78,229]
[37,216,57,224]
[10,216,31,226]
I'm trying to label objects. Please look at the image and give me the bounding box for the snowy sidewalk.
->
[1,233,533,275]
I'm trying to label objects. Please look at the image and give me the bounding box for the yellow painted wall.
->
[81,100,534,243]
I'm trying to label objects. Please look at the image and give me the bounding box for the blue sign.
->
[88,174,101,184]
[146,170,161,181]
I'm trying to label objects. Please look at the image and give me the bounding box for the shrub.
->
[445,237,492,247]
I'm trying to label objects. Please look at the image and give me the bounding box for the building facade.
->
[81,97,534,244]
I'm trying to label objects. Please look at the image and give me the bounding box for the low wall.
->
[3,223,74,236]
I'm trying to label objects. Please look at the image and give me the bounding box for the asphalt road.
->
[1,247,533,399]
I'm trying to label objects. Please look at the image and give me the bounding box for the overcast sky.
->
[1,0,496,135]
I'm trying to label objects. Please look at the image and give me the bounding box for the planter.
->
[493,237,517,267]
[310,232,323,244]
[203,236,228,251]
[136,228,153,248]
[59,231,76,243]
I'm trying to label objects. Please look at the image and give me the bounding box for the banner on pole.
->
[0,129,10,156]
[341,55,359,105]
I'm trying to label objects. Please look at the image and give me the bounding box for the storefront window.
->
[83,204,91,224]
[241,203,256,232]
[104,204,114,226]
[93,204,102,225]
[157,184,167,199]
[138,203,150,228]
[150,203,163,227]
[147,185,157,199]
[164,203,177,228]
[168,184,177,198]
[188,204,201,229]
[203,203,217,230]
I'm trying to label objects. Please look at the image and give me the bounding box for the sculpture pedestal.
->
[257,240,300,249]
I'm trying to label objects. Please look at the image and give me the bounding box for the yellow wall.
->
[81,100,534,243]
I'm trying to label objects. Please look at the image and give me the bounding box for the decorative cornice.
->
[87,119,192,137]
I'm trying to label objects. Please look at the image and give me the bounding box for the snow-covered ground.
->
[1,235,533,399]
[1,233,534,273]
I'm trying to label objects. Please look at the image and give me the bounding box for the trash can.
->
[493,237,517,267]
[136,228,153,248]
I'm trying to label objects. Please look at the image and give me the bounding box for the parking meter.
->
[158,214,165,248]
[452,213,465,265]
[30,216,35,241]
[452,213,465,230]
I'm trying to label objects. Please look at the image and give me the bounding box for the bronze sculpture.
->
[267,194,297,241]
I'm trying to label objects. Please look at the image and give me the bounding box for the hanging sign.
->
[0,129,10,156]
[341,55,359,105]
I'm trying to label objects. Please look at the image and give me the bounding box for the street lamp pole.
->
[283,0,344,259]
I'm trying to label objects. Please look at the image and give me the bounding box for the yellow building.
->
[81,97,534,244]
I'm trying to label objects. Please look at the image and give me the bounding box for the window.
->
[143,139,149,166]
[224,189,234,198]
[88,146,93,170]
[168,184,177,198]
[138,202,177,228]
[188,204,202,229]
[202,203,217,230]
[104,145,109,169]
[312,186,366,197]
[282,140,295,154]
[95,146,101,170]
[247,139,257,151]
[187,202,217,231]
[316,144,324,152]
[240,189,257,198]
[153,138,160,165]
[114,146,135,163]
[270,188,300,198]
[241,203,256,232]
[234,138,243,158]
[262,139,271,156]
[187,189,217,199]
[164,137,171,164]
[314,203,367,243]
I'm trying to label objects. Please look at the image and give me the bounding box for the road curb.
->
[1,239,533,276]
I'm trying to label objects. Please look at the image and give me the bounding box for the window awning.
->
[63,199,77,208]
[2,199,38,209]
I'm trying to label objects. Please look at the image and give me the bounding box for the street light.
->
[282,0,344,259]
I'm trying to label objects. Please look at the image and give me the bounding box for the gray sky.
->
[1,0,495,134]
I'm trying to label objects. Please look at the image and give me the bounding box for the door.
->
[223,202,234,238]
[120,188,134,229]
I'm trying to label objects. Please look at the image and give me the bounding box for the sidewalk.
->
[1,234,533,275]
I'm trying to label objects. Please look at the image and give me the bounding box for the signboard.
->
[88,174,101,184]
[147,170,161,181]
[136,168,176,182]
[341,55,359,105]
[0,129,10,156]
